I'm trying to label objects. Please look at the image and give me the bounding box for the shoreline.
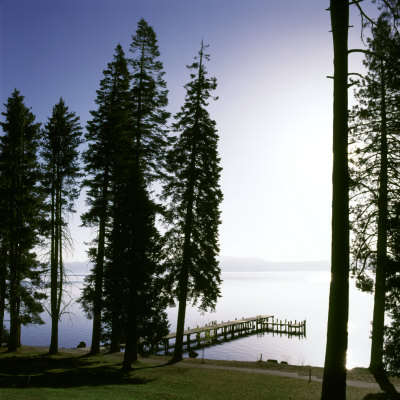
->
[1,344,397,388]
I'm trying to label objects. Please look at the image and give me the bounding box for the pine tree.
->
[120,18,171,371]
[41,98,82,354]
[349,16,400,395]
[162,42,222,364]
[80,44,132,355]
[129,18,169,183]
[383,202,400,376]
[0,89,46,352]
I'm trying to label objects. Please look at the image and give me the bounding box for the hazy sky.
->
[0,1,376,262]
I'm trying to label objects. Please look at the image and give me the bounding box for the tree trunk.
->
[8,273,19,352]
[122,304,138,371]
[170,267,189,363]
[321,1,349,399]
[49,178,60,355]
[90,166,109,355]
[109,312,121,353]
[8,262,20,351]
[8,200,20,352]
[0,248,7,344]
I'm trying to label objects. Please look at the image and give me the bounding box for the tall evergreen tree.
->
[41,98,82,354]
[383,202,400,376]
[321,1,350,399]
[0,90,45,352]
[81,37,170,361]
[119,18,171,371]
[162,42,222,364]
[80,44,132,355]
[349,16,400,396]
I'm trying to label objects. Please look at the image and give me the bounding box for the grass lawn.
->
[0,347,384,399]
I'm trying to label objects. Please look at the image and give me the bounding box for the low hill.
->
[64,258,330,276]
[219,257,330,272]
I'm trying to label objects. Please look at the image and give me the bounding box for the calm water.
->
[17,270,373,368]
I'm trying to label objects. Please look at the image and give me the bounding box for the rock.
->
[188,350,199,358]
[76,341,86,349]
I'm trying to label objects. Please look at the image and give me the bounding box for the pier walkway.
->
[160,314,306,354]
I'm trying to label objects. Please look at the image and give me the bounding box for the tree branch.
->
[352,0,378,27]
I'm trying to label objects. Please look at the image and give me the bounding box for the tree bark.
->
[8,133,23,352]
[90,165,109,355]
[170,254,190,363]
[109,312,121,353]
[321,1,350,399]
[122,303,138,371]
[49,178,56,354]
[0,248,7,344]
[49,172,61,355]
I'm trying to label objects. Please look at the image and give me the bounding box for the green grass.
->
[0,347,384,399]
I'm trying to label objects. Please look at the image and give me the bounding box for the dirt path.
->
[138,357,387,390]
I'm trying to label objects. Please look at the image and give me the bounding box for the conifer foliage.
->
[80,44,132,355]
[81,21,171,367]
[41,98,82,354]
[0,90,46,352]
[350,18,400,290]
[349,16,400,394]
[162,42,223,363]
[129,18,170,183]
[0,19,224,365]
[120,18,170,371]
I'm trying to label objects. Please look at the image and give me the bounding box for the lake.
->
[17,269,373,369]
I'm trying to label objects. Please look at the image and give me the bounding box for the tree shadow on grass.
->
[0,355,155,388]
[363,393,400,399]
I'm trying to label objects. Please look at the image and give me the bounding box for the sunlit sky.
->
[0,0,378,262]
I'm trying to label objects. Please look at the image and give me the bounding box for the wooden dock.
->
[158,315,306,355]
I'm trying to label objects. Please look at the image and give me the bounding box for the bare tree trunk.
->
[122,303,138,371]
[8,171,21,352]
[321,1,349,399]
[109,312,121,353]
[0,248,7,344]
[170,261,189,363]
[8,265,19,351]
[90,166,109,355]
[49,177,60,355]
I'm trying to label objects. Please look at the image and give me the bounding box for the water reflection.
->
[18,270,373,367]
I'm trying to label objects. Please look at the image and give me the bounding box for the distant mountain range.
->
[64,261,92,275]
[219,257,330,272]
[64,258,330,275]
